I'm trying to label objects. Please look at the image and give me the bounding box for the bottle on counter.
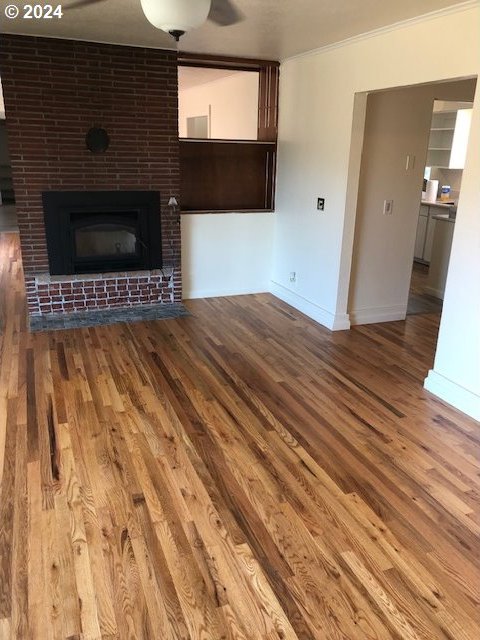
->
[440,185,451,201]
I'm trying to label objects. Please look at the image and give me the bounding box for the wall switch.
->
[383,199,394,215]
[317,197,325,211]
[405,154,416,171]
[289,271,296,283]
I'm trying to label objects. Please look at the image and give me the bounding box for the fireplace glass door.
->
[71,212,141,272]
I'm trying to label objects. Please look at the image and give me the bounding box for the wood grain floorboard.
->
[0,232,479,639]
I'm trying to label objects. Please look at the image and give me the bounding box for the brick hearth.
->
[25,269,177,316]
[0,35,181,317]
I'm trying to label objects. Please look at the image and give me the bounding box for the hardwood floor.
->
[407,263,443,317]
[1,232,479,639]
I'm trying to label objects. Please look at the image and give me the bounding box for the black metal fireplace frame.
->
[42,191,162,275]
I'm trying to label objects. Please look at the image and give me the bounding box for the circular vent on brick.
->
[85,127,110,153]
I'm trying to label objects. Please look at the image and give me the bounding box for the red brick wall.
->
[0,35,181,314]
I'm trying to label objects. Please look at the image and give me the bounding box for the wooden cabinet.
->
[180,140,276,212]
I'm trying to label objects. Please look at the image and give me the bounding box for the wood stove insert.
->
[42,191,162,275]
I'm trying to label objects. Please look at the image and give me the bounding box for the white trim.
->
[270,281,350,331]
[349,305,406,326]
[183,286,268,300]
[424,370,480,421]
[283,1,479,62]
[331,312,351,331]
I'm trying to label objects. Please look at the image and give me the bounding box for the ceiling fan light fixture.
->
[140,0,211,39]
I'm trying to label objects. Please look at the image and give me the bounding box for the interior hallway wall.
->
[348,79,476,325]
[273,2,480,418]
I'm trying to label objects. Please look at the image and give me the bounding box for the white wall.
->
[349,80,476,325]
[181,213,274,299]
[424,93,480,420]
[178,71,259,140]
[274,3,480,417]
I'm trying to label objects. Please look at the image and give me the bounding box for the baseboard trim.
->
[424,370,480,421]
[183,286,268,300]
[270,281,350,331]
[349,304,406,326]
[423,286,444,300]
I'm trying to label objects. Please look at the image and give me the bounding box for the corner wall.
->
[274,2,480,417]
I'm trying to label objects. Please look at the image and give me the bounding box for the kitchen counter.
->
[421,199,456,209]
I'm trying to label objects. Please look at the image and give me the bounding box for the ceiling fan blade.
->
[208,0,244,26]
[64,0,109,9]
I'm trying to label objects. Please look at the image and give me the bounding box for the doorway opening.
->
[407,99,473,317]
[347,76,477,374]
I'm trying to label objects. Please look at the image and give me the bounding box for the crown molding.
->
[283,1,479,63]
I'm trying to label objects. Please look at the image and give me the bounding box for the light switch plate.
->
[383,199,393,215]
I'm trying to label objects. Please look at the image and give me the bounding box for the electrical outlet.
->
[289,271,296,283]
[317,197,325,212]
[383,199,394,215]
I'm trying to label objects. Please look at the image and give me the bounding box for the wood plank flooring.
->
[0,232,479,639]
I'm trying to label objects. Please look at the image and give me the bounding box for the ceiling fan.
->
[65,0,244,41]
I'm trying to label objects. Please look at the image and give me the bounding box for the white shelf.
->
[426,102,473,172]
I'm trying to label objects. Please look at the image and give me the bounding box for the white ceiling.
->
[1,0,469,61]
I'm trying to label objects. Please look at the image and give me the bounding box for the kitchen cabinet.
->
[424,214,437,263]
[414,214,428,260]
[414,204,437,264]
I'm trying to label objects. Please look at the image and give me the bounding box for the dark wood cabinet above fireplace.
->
[42,191,162,276]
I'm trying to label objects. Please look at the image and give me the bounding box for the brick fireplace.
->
[0,35,181,317]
